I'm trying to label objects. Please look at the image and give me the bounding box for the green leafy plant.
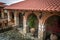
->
[28,14,37,28]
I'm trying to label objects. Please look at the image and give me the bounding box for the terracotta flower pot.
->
[30,28,35,35]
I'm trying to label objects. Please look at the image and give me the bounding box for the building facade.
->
[4,0,60,40]
[0,2,8,28]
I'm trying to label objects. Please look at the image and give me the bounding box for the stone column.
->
[1,9,4,18]
[38,19,44,40]
[14,11,19,26]
[41,24,44,40]
[38,20,41,39]
[23,12,27,34]
[7,11,11,22]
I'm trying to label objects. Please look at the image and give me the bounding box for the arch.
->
[43,13,60,24]
[27,13,39,37]
[26,12,39,20]
[44,15,60,40]
[27,13,38,28]
[27,13,38,21]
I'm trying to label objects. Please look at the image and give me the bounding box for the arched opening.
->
[19,13,23,28]
[44,15,60,40]
[27,13,38,37]
[10,11,14,23]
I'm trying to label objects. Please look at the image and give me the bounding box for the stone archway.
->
[27,13,38,37]
[44,15,60,40]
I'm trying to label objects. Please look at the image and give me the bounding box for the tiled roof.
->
[0,2,6,7]
[5,0,60,11]
[0,2,5,4]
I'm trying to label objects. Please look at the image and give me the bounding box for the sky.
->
[0,0,24,5]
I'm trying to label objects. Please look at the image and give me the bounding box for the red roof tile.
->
[5,0,60,11]
[0,2,6,7]
[0,2,5,4]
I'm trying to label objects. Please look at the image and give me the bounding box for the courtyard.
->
[0,26,39,40]
[0,0,60,40]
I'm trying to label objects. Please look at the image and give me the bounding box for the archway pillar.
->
[1,9,4,18]
[38,19,44,40]
[23,13,27,34]
[7,11,11,22]
[14,11,19,26]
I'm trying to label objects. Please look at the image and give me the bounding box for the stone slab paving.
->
[0,28,40,40]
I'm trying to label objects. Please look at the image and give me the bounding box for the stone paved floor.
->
[0,29,22,40]
[0,28,39,40]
